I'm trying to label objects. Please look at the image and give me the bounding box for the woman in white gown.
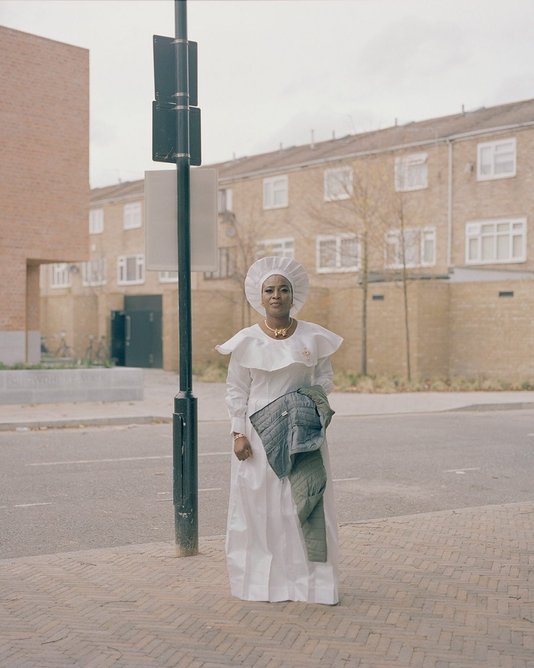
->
[216,256,343,604]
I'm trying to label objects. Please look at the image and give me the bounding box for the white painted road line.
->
[13,502,53,508]
[156,488,222,501]
[333,477,361,483]
[29,455,172,466]
[28,452,229,467]
[443,467,481,474]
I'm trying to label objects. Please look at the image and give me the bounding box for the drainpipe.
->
[446,139,453,270]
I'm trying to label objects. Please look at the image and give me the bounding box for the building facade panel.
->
[40,98,534,382]
[0,27,89,364]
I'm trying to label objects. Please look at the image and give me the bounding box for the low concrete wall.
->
[0,367,144,404]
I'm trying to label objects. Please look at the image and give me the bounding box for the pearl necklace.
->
[264,317,293,338]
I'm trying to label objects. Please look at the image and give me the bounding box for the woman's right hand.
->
[233,434,253,461]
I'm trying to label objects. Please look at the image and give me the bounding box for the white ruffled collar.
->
[216,321,342,372]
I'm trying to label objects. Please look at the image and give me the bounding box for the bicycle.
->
[54,332,73,359]
[83,335,109,366]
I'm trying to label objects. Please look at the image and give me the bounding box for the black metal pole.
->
[172,0,198,557]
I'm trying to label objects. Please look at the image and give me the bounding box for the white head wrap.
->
[244,256,309,315]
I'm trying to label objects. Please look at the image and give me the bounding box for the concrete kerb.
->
[0,415,171,432]
[0,377,533,431]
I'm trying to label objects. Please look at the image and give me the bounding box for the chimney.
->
[310,129,315,149]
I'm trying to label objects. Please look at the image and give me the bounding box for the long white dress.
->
[216,320,343,604]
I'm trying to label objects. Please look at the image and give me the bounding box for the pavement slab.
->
[1,501,533,667]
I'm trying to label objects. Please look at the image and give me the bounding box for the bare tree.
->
[219,204,265,329]
[393,196,412,382]
[307,159,390,375]
[385,184,432,382]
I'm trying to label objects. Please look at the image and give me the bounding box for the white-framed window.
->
[159,271,178,283]
[123,201,142,230]
[263,175,288,210]
[117,254,145,285]
[89,208,104,234]
[50,263,71,288]
[477,138,516,181]
[218,188,233,213]
[385,227,436,268]
[82,258,106,286]
[256,237,294,259]
[324,167,353,201]
[395,153,428,191]
[204,247,235,280]
[465,218,526,264]
[317,234,359,273]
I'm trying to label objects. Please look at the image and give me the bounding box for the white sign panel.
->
[144,168,218,272]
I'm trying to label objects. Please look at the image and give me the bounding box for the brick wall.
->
[0,27,89,364]
[449,280,534,381]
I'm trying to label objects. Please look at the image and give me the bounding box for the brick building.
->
[40,98,534,382]
[0,27,89,365]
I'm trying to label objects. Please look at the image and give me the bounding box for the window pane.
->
[481,235,494,260]
[468,238,478,261]
[273,188,286,207]
[479,147,492,175]
[402,230,419,265]
[395,154,427,191]
[340,237,358,267]
[496,235,510,260]
[325,168,352,200]
[385,234,400,266]
[478,139,515,179]
[160,271,178,282]
[263,177,287,208]
[263,181,272,207]
[258,239,294,259]
[494,142,515,174]
[422,233,435,264]
[407,162,427,188]
[89,209,104,234]
[512,235,524,258]
[319,240,337,268]
[124,202,141,229]
[126,257,136,280]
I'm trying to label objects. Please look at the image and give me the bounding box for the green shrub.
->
[333,371,534,393]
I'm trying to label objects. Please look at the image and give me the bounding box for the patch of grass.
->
[0,360,115,370]
[0,362,48,370]
[333,371,534,393]
[192,362,228,383]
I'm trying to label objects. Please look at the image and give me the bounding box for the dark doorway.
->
[110,310,126,366]
[111,295,163,368]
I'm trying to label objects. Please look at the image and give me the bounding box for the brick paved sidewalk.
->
[1,502,533,668]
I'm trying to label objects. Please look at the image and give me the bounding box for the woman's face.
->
[261,274,293,319]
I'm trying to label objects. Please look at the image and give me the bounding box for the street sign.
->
[153,36,197,107]
[144,168,218,272]
[152,35,201,166]
[152,104,201,166]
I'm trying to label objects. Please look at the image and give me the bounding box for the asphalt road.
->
[1,408,533,559]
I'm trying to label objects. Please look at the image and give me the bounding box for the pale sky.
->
[2,0,534,188]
